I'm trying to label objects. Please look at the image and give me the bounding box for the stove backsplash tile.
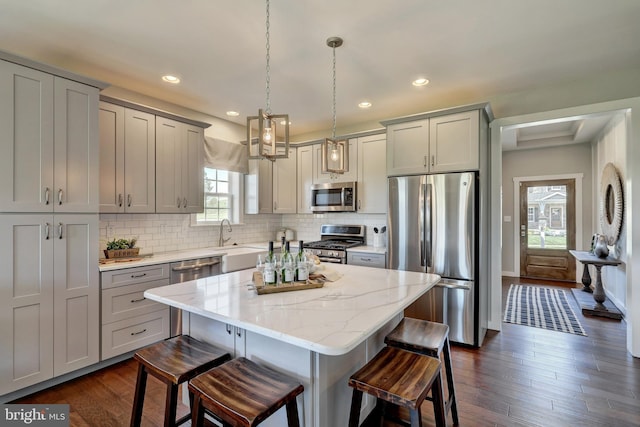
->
[98,212,386,257]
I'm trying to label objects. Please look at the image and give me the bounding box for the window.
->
[195,167,242,224]
[528,207,536,222]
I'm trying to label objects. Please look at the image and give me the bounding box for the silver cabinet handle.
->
[44,187,50,205]
[130,297,146,303]
[58,189,63,205]
[45,222,50,240]
[226,324,232,335]
[130,329,147,336]
[118,193,123,207]
[177,197,181,208]
[431,155,435,167]
[57,222,63,239]
[127,194,132,207]
[358,200,361,210]
[183,197,187,208]
[423,156,427,168]
[236,328,242,338]
[130,273,147,278]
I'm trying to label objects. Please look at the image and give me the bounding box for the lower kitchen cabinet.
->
[347,251,387,269]
[0,214,99,395]
[100,264,171,360]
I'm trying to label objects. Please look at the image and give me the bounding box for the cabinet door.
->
[357,134,387,213]
[245,158,273,214]
[99,102,125,213]
[273,148,296,213]
[0,62,54,212]
[313,140,358,184]
[0,215,54,395]
[53,214,99,375]
[429,110,479,172]
[124,109,156,213]
[183,124,205,213]
[296,146,314,213]
[53,78,100,213]
[386,119,429,176]
[155,117,183,213]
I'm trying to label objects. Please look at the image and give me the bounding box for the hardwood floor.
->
[12,277,640,426]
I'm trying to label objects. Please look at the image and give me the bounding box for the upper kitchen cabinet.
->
[99,102,156,213]
[313,139,357,184]
[356,134,387,213]
[156,117,204,214]
[296,145,314,213]
[245,148,296,214]
[0,60,100,213]
[383,107,484,176]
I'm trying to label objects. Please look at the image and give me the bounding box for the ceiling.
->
[2,0,640,143]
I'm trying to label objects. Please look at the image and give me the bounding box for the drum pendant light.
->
[247,0,289,161]
[322,36,349,174]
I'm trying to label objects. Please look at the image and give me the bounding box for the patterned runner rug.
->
[503,284,587,336]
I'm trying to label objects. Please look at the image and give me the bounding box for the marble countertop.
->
[144,264,440,356]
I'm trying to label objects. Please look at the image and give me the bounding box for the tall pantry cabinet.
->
[0,55,105,396]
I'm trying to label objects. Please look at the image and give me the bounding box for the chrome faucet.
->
[218,218,232,246]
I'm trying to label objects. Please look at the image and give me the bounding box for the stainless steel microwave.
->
[310,181,357,212]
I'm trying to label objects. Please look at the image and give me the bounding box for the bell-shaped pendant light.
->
[247,0,289,161]
[322,36,348,174]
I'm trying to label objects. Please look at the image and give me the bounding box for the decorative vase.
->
[594,235,609,259]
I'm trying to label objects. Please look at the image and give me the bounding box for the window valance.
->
[203,137,249,174]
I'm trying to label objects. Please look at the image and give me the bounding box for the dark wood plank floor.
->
[12,277,640,426]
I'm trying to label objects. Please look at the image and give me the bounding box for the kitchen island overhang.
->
[144,264,440,426]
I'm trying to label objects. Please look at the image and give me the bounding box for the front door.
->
[520,179,576,281]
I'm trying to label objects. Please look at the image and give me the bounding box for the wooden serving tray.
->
[253,271,325,295]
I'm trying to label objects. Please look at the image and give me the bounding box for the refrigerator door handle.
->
[420,182,426,267]
[425,182,432,269]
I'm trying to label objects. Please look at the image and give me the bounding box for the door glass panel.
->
[527,185,567,249]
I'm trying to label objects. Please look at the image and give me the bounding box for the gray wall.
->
[501,143,593,274]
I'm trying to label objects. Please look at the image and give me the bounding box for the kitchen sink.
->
[219,246,267,273]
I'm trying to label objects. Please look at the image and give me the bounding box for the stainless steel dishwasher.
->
[169,256,221,337]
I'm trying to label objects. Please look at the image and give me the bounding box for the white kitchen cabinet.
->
[429,110,479,173]
[0,61,99,213]
[296,145,314,214]
[313,139,358,184]
[245,148,296,214]
[347,251,387,269]
[99,102,156,213]
[0,214,99,394]
[356,134,387,213]
[273,148,297,213]
[385,109,480,176]
[100,264,171,360]
[155,116,204,213]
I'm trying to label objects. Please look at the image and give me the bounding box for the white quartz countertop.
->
[144,264,440,356]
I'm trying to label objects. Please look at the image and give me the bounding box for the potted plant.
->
[104,237,139,259]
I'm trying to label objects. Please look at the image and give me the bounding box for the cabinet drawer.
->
[347,252,386,268]
[101,263,170,289]
[101,279,169,324]
[101,308,170,360]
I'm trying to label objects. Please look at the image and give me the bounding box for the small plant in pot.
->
[104,237,139,259]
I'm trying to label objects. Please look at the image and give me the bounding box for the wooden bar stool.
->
[188,357,304,427]
[385,318,459,425]
[348,346,446,427]
[130,335,231,427]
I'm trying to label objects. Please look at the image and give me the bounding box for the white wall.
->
[592,114,627,311]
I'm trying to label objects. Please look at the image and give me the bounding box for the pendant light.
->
[322,36,348,174]
[247,0,289,161]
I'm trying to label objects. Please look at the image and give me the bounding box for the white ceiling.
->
[2,0,640,143]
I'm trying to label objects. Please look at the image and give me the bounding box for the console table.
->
[569,250,622,319]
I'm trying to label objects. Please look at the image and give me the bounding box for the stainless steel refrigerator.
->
[388,172,480,346]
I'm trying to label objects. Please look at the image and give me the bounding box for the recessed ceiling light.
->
[412,78,429,87]
[226,111,240,117]
[162,75,180,84]
[358,101,372,109]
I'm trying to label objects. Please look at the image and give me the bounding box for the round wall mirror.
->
[599,163,624,245]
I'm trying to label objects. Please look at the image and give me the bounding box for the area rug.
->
[503,284,587,336]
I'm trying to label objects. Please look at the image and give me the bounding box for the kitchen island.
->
[144,264,440,427]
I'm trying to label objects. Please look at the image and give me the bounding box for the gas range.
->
[304,224,365,264]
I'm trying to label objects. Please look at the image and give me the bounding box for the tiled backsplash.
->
[99,212,387,256]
